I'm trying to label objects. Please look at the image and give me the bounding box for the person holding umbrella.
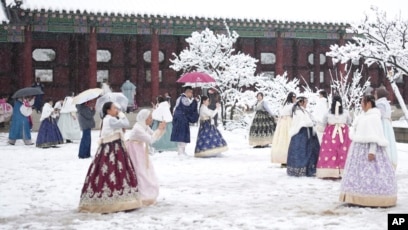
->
[8,96,35,145]
[8,87,43,145]
[76,100,96,159]
[73,88,103,159]
[171,86,199,156]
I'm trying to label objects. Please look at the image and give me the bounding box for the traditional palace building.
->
[0,1,403,105]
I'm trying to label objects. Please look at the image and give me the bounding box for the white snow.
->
[3,0,408,24]
[393,120,408,128]
[1,126,408,229]
[0,3,8,23]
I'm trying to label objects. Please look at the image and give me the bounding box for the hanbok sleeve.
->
[376,103,387,119]
[128,124,163,144]
[70,112,77,119]
[40,104,53,121]
[108,112,129,129]
[368,143,377,154]
[263,101,275,116]
[201,106,217,118]
[345,110,352,125]
[321,113,328,127]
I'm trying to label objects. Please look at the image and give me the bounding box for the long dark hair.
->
[319,90,328,99]
[157,96,165,103]
[44,98,53,104]
[376,87,389,99]
[330,95,343,115]
[201,95,209,103]
[363,95,376,108]
[284,92,296,105]
[102,101,113,119]
[292,97,307,115]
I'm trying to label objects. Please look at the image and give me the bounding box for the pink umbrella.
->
[177,72,216,87]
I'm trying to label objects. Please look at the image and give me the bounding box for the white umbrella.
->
[72,88,103,104]
[95,92,128,112]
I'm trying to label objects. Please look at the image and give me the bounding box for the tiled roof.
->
[4,0,353,24]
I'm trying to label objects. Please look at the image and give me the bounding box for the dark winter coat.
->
[76,104,96,130]
[171,94,199,143]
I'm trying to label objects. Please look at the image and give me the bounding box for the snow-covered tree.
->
[326,7,408,120]
[255,72,300,114]
[170,24,259,123]
[330,69,371,114]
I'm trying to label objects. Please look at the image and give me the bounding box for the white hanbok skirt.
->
[57,113,81,140]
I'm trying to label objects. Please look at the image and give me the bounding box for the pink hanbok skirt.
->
[126,140,159,206]
[316,124,351,178]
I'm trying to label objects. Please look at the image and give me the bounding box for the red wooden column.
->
[275,33,284,76]
[338,34,346,77]
[23,26,32,87]
[88,27,97,88]
[313,39,320,88]
[151,29,160,101]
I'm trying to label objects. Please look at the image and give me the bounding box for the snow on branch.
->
[327,7,408,79]
[329,69,371,113]
[327,6,408,121]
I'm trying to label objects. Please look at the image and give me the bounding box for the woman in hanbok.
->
[126,109,166,206]
[36,99,64,148]
[151,96,177,152]
[316,96,352,179]
[54,100,63,115]
[8,96,35,145]
[375,87,398,168]
[249,92,276,148]
[340,95,397,207]
[0,96,13,128]
[57,97,81,143]
[79,102,142,213]
[195,96,228,157]
[271,92,296,166]
[287,95,320,177]
[313,90,329,143]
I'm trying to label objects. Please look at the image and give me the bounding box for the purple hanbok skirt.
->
[339,142,397,207]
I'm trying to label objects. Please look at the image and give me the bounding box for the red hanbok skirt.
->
[78,133,142,213]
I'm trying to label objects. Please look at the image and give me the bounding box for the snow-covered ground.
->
[393,120,408,128]
[0,127,407,230]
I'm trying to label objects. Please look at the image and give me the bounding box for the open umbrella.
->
[12,87,44,99]
[72,88,103,105]
[95,92,128,112]
[177,72,216,87]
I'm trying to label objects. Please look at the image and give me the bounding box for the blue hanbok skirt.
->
[152,120,177,152]
[287,127,320,177]
[194,120,228,157]
[382,118,398,168]
[36,117,64,148]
